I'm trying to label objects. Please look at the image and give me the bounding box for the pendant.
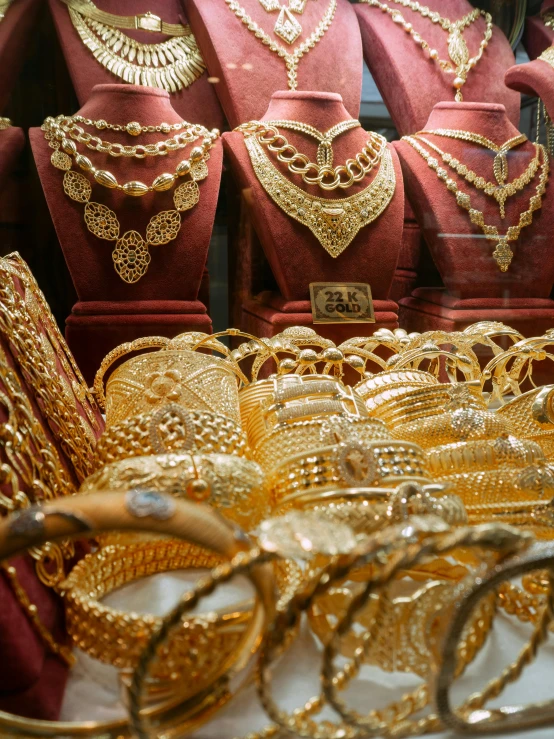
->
[274,6,302,44]
[112,231,151,284]
[495,188,508,219]
[493,151,508,186]
[289,0,308,12]
[492,239,513,272]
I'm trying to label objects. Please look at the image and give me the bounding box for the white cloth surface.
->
[60,570,554,738]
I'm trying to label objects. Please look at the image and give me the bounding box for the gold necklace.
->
[0,1,12,20]
[43,116,216,284]
[237,120,386,190]
[62,0,206,93]
[258,0,312,44]
[414,133,539,219]
[360,0,493,102]
[542,10,554,31]
[224,0,337,90]
[402,135,549,272]
[241,132,396,257]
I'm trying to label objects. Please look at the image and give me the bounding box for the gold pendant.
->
[244,136,396,258]
[289,0,308,12]
[274,6,302,44]
[258,0,281,9]
[493,150,508,186]
[447,28,469,69]
[492,239,513,272]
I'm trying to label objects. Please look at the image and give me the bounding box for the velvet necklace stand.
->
[395,101,554,338]
[0,0,42,113]
[522,0,554,61]
[29,84,223,384]
[48,0,225,132]
[183,0,363,129]
[355,0,520,137]
[223,91,404,345]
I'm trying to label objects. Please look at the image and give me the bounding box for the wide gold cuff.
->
[80,452,269,530]
[391,407,514,448]
[426,436,545,474]
[354,368,438,411]
[94,404,250,467]
[268,440,431,508]
[253,415,390,474]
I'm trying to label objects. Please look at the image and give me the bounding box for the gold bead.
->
[126,121,142,136]
[94,170,118,188]
[122,181,149,196]
[160,122,171,134]
[176,159,191,177]
[190,146,204,162]
[62,138,77,154]
[152,173,176,192]
[453,76,465,89]
[75,154,93,172]
[96,119,107,130]
[429,49,439,59]
[187,478,211,501]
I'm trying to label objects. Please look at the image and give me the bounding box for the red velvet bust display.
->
[29,84,222,383]
[48,0,225,132]
[183,0,363,129]
[223,91,404,340]
[0,0,42,114]
[355,0,520,137]
[522,0,554,61]
[505,50,554,123]
[396,101,554,336]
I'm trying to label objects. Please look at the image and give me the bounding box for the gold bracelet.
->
[80,452,269,531]
[436,543,554,734]
[253,414,390,474]
[0,491,273,738]
[94,404,250,467]
[354,369,438,410]
[102,347,242,427]
[495,385,554,438]
[426,436,546,475]
[245,374,368,450]
[391,407,515,449]
[268,440,431,508]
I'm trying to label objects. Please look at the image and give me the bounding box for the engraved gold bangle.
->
[94,404,250,468]
[426,436,546,475]
[354,368,438,411]
[245,374,368,449]
[0,491,273,738]
[495,385,554,439]
[103,348,242,427]
[80,452,269,531]
[253,415,390,475]
[391,408,515,449]
[268,440,431,509]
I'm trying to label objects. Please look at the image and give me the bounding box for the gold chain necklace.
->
[237,120,386,190]
[360,0,492,101]
[542,10,554,30]
[241,132,396,257]
[414,133,539,219]
[402,135,549,272]
[62,0,206,93]
[224,0,337,90]
[43,116,216,284]
[258,0,312,44]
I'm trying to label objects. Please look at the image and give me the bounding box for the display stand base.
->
[399,288,554,335]
[242,292,399,342]
[66,301,212,384]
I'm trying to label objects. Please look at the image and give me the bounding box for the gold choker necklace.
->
[224,0,336,90]
[43,115,218,284]
[402,135,549,272]
[62,0,206,93]
[241,132,396,257]
[360,0,493,102]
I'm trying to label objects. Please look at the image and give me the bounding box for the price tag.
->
[309,283,375,324]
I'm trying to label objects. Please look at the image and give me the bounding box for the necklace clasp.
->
[135,12,162,33]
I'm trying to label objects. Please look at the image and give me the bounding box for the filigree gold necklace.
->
[360,0,493,101]
[61,0,206,92]
[240,131,396,257]
[402,135,549,272]
[224,0,336,89]
[414,132,538,219]
[43,115,217,284]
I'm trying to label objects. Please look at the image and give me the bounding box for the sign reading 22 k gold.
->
[309,283,375,324]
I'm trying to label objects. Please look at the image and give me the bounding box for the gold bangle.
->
[245,374,368,450]
[436,542,554,734]
[80,452,269,531]
[354,368,439,408]
[94,403,250,467]
[495,385,554,439]
[268,440,431,509]
[437,463,554,514]
[253,415,390,474]
[101,347,242,427]
[0,491,272,738]
[391,407,515,448]
[426,436,546,474]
